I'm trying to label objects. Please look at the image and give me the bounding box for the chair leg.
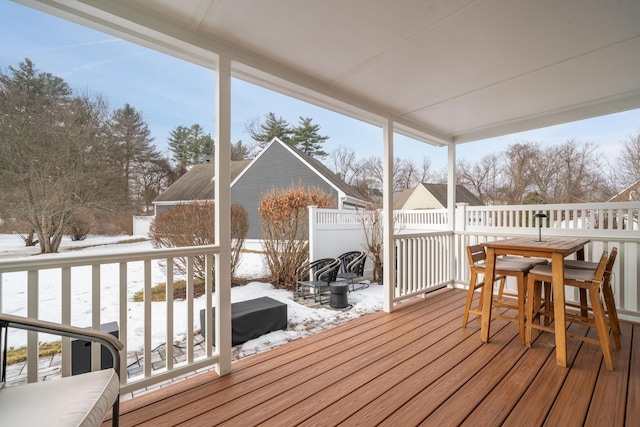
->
[497,276,507,300]
[589,286,613,371]
[579,288,589,317]
[526,275,536,347]
[462,273,479,328]
[543,282,552,327]
[516,274,526,345]
[602,282,622,349]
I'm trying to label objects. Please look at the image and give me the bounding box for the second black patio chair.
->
[336,251,368,291]
[296,258,341,304]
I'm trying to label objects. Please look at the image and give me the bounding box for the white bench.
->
[0,313,123,427]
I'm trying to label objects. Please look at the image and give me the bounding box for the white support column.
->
[447,144,456,231]
[447,144,457,287]
[382,118,394,313]
[215,54,232,375]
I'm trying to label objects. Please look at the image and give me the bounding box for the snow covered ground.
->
[0,234,382,355]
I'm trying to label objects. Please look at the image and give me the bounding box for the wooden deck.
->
[111,288,639,426]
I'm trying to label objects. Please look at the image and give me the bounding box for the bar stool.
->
[462,245,538,344]
[526,251,614,370]
[551,247,620,348]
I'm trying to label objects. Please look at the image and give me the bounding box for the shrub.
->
[149,202,249,282]
[358,204,404,283]
[66,209,94,241]
[230,203,249,277]
[259,182,333,290]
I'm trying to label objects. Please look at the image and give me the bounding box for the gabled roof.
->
[422,184,484,207]
[608,179,640,202]
[393,188,414,210]
[153,160,251,203]
[231,138,367,204]
[287,142,366,203]
[394,183,484,209]
[154,139,367,205]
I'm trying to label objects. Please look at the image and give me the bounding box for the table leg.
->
[480,247,496,343]
[551,252,567,367]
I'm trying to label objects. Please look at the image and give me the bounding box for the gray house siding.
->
[155,204,172,216]
[232,142,338,239]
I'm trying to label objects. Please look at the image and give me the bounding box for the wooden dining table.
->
[480,236,590,367]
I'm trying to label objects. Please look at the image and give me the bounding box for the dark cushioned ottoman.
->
[200,296,288,346]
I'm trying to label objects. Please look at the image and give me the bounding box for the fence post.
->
[308,205,318,262]
[453,203,468,287]
[455,203,468,233]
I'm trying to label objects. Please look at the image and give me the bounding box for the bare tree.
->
[329,146,359,185]
[551,140,602,203]
[501,142,540,204]
[0,59,126,253]
[615,131,640,189]
[456,154,501,204]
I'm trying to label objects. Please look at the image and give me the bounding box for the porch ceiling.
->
[16,0,640,146]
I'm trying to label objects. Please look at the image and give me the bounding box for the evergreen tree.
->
[168,124,214,167]
[108,104,159,213]
[231,139,251,160]
[291,116,329,158]
[247,112,292,148]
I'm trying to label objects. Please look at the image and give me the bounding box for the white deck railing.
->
[393,231,453,302]
[464,202,640,235]
[2,201,639,393]
[310,202,640,322]
[0,245,225,394]
[459,202,640,322]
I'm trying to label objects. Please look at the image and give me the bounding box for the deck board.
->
[111,288,640,426]
[584,322,633,427]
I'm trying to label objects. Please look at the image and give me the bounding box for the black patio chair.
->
[296,258,341,304]
[336,251,368,291]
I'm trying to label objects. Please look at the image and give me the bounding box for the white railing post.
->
[456,203,468,233]
[308,205,318,262]
[454,203,468,288]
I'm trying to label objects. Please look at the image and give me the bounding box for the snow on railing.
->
[0,245,225,394]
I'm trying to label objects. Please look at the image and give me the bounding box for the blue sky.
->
[2,1,639,172]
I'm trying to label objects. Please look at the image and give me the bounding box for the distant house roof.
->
[608,179,640,202]
[393,188,414,210]
[153,138,367,206]
[394,183,484,210]
[423,184,484,207]
[228,138,367,205]
[153,160,251,203]
[285,142,366,202]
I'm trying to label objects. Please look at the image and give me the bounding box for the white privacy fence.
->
[308,207,452,299]
[308,206,449,259]
[0,245,226,394]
